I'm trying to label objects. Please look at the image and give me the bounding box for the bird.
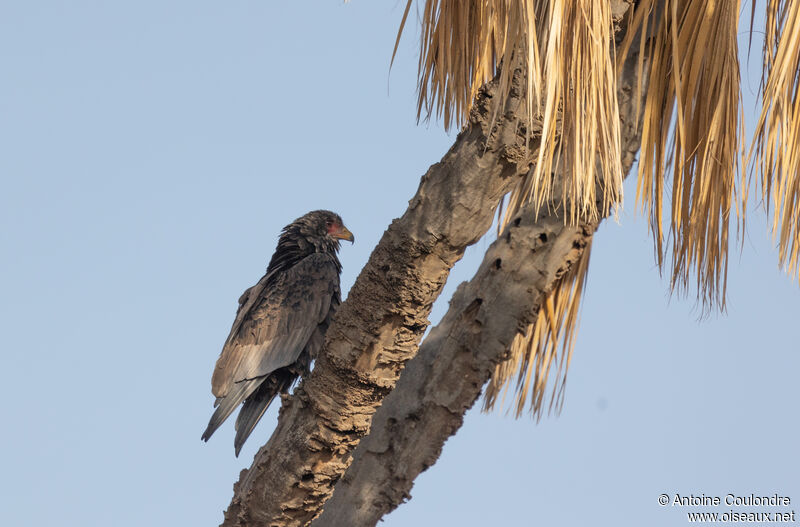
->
[201,210,354,456]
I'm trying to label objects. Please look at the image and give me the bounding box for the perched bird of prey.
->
[202,210,353,456]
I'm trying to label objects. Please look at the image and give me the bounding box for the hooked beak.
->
[332,224,355,243]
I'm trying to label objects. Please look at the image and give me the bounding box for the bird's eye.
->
[325,220,333,227]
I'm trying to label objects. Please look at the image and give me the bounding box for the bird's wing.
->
[210,252,339,399]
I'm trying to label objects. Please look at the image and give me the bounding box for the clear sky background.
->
[1,2,797,526]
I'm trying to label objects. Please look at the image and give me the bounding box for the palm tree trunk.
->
[310,37,650,526]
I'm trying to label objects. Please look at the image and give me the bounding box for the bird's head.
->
[265,210,353,282]
[292,210,354,252]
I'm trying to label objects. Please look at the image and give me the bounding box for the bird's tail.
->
[233,371,294,457]
[201,378,261,443]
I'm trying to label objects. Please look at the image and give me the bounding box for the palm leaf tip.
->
[751,0,800,281]
[622,0,744,311]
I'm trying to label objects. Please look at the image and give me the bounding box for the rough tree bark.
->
[221,57,539,527]
[311,26,649,523]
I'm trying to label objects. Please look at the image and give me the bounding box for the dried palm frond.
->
[524,1,623,225]
[751,0,800,281]
[483,237,592,418]
[620,0,744,310]
[393,0,543,132]
[395,0,623,224]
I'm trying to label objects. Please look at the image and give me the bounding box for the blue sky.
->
[1,2,797,526]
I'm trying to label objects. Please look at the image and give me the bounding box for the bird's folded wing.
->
[211,253,339,398]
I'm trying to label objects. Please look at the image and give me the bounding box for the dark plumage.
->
[202,210,353,456]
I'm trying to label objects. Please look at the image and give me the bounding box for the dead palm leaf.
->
[621,0,744,311]
[396,0,623,223]
[751,0,800,281]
